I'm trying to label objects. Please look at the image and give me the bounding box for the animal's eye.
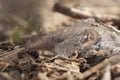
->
[80,32,90,44]
[82,35,89,43]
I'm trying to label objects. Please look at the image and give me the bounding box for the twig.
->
[0,48,25,65]
[102,64,111,80]
[53,3,120,22]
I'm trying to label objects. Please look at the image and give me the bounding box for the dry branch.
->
[53,3,120,22]
[80,55,120,79]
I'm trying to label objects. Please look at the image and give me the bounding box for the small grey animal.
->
[26,18,120,58]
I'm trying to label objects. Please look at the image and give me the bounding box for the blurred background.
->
[0,0,120,43]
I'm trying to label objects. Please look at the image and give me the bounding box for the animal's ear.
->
[81,29,99,49]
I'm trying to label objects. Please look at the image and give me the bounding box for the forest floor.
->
[0,0,120,80]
